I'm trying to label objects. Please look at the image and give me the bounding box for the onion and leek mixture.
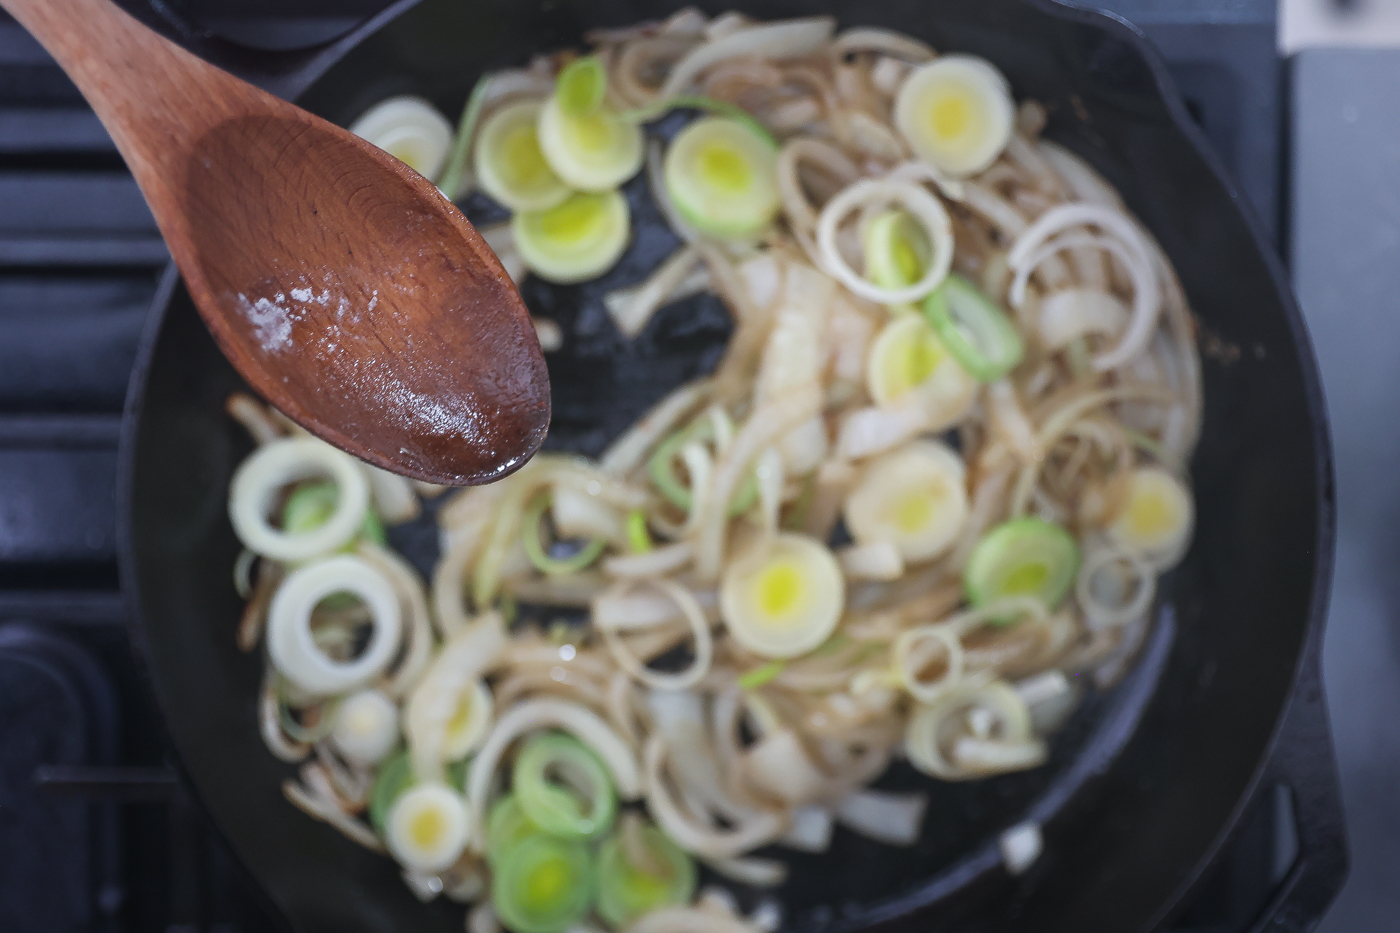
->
[230,9,1201,932]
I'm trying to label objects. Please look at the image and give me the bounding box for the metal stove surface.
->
[0,1,1312,931]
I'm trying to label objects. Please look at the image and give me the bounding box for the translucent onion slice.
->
[597,579,714,691]
[512,732,618,840]
[964,518,1080,611]
[719,532,844,658]
[513,190,631,284]
[845,440,969,562]
[658,16,837,98]
[385,783,473,874]
[1076,544,1156,630]
[474,101,571,212]
[330,688,399,766]
[921,273,1024,382]
[834,789,928,846]
[597,819,697,927]
[1106,466,1194,568]
[230,438,370,562]
[816,178,953,305]
[537,95,644,191]
[492,834,594,933]
[866,313,977,416]
[664,117,780,239]
[894,55,1014,177]
[905,682,1044,780]
[266,555,402,695]
[349,95,454,179]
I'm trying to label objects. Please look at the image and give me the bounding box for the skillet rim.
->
[115,1,1338,929]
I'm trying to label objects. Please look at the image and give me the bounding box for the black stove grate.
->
[0,2,1297,931]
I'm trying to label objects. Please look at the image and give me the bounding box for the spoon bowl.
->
[4,0,550,485]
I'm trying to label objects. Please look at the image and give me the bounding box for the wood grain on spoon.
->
[2,0,550,485]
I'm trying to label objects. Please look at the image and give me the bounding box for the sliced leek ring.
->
[385,783,472,874]
[556,55,608,118]
[474,101,571,212]
[864,209,930,299]
[844,440,969,562]
[537,95,644,191]
[349,95,454,180]
[866,313,978,417]
[513,189,631,284]
[597,820,696,926]
[720,532,844,659]
[922,273,1025,383]
[492,834,595,933]
[664,116,780,239]
[330,688,399,766]
[1107,466,1194,569]
[964,518,1079,612]
[894,55,1014,177]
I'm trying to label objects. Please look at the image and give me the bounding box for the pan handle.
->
[1248,649,1349,933]
[132,0,419,99]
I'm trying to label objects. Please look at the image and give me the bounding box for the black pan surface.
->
[120,2,1337,932]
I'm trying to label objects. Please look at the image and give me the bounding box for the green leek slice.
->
[523,494,606,575]
[537,95,644,191]
[626,510,653,554]
[487,794,543,867]
[663,116,780,239]
[368,750,413,834]
[922,273,1025,382]
[556,55,607,118]
[492,834,595,933]
[596,820,696,926]
[513,189,631,284]
[964,518,1080,612]
[475,101,571,212]
[512,732,617,840]
[647,421,757,515]
[864,209,931,298]
[282,481,385,547]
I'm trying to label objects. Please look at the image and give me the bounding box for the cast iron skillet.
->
[118,1,1348,931]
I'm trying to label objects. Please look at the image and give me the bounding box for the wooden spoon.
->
[3,0,550,485]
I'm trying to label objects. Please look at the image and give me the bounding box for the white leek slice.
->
[719,532,844,658]
[331,688,400,766]
[513,189,631,284]
[474,100,571,212]
[664,117,780,239]
[386,783,473,873]
[266,555,403,695]
[407,677,493,763]
[537,95,644,191]
[894,55,1014,177]
[844,440,968,562]
[349,95,453,180]
[866,313,977,420]
[1106,466,1194,568]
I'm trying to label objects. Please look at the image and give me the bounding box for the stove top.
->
[0,2,1316,931]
